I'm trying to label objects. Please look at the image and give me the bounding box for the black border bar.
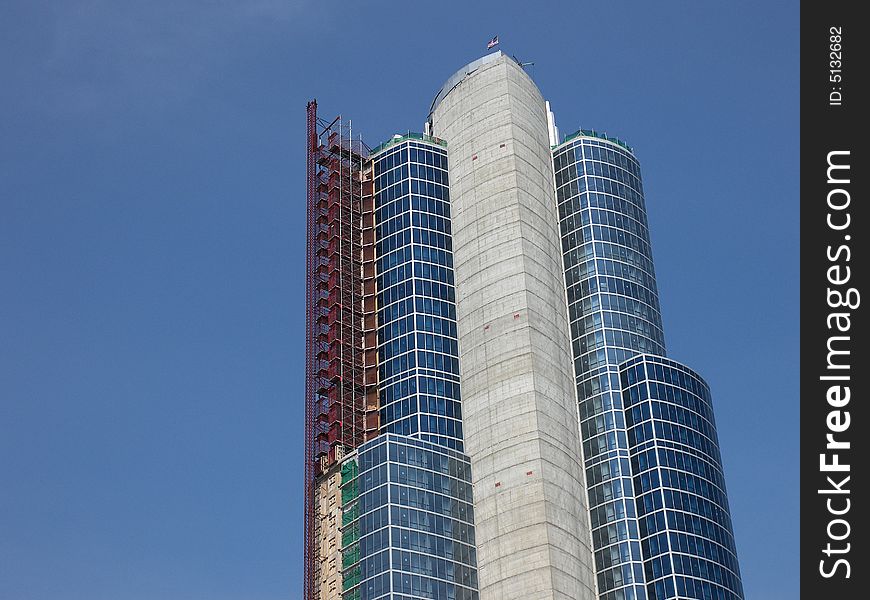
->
[801,2,867,595]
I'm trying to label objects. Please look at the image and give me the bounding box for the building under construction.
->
[303,48,746,600]
[304,101,379,600]
[304,100,478,600]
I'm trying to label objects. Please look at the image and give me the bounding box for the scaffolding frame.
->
[304,101,379,600]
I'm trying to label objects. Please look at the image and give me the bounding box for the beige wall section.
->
[432,55,596,600]
[313,464,343,600]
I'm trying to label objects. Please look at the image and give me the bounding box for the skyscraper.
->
[428,52,596,600]
[305,50,743,600]
[305,115,479,600]
[553,132,743,600]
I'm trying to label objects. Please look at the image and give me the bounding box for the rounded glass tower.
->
[373,137,464,451]
[620,355,743,600]
[554,132,662,600]
[553,131,743,600]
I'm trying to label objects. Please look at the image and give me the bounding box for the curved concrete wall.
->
[432,55,596,600]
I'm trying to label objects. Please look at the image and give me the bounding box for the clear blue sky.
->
[0,1,798,598]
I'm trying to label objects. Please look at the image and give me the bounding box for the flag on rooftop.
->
[487,35,499,49]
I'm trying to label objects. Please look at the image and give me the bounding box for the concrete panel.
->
[432,54,597,600]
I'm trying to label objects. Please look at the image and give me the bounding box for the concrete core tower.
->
[429,52,596,600]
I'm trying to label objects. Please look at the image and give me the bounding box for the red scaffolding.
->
[304,101,379,600]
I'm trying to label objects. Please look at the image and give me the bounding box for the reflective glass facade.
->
[337,138,478,600]
[308,76,745,600]
[341,434,479,600]
[553,134,743,600]
[620,355,743,600]
[373,140,463,451]
[555,135,662,600]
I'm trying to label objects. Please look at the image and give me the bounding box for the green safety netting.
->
[341,460,358,484]
[341,523,359,548]
[342,503,359,526]
[340,460,359,504]
[342,567,361,591]
[342,544,359,569]
[343,589,361,600]
[341,484,358,504]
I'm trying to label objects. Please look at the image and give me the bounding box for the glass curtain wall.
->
[553,133,743,600]
[373,139,463,451]
[554,134,662,600]
[340,137,479,600]
[620,355,743,600]
[341,435,478,600]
